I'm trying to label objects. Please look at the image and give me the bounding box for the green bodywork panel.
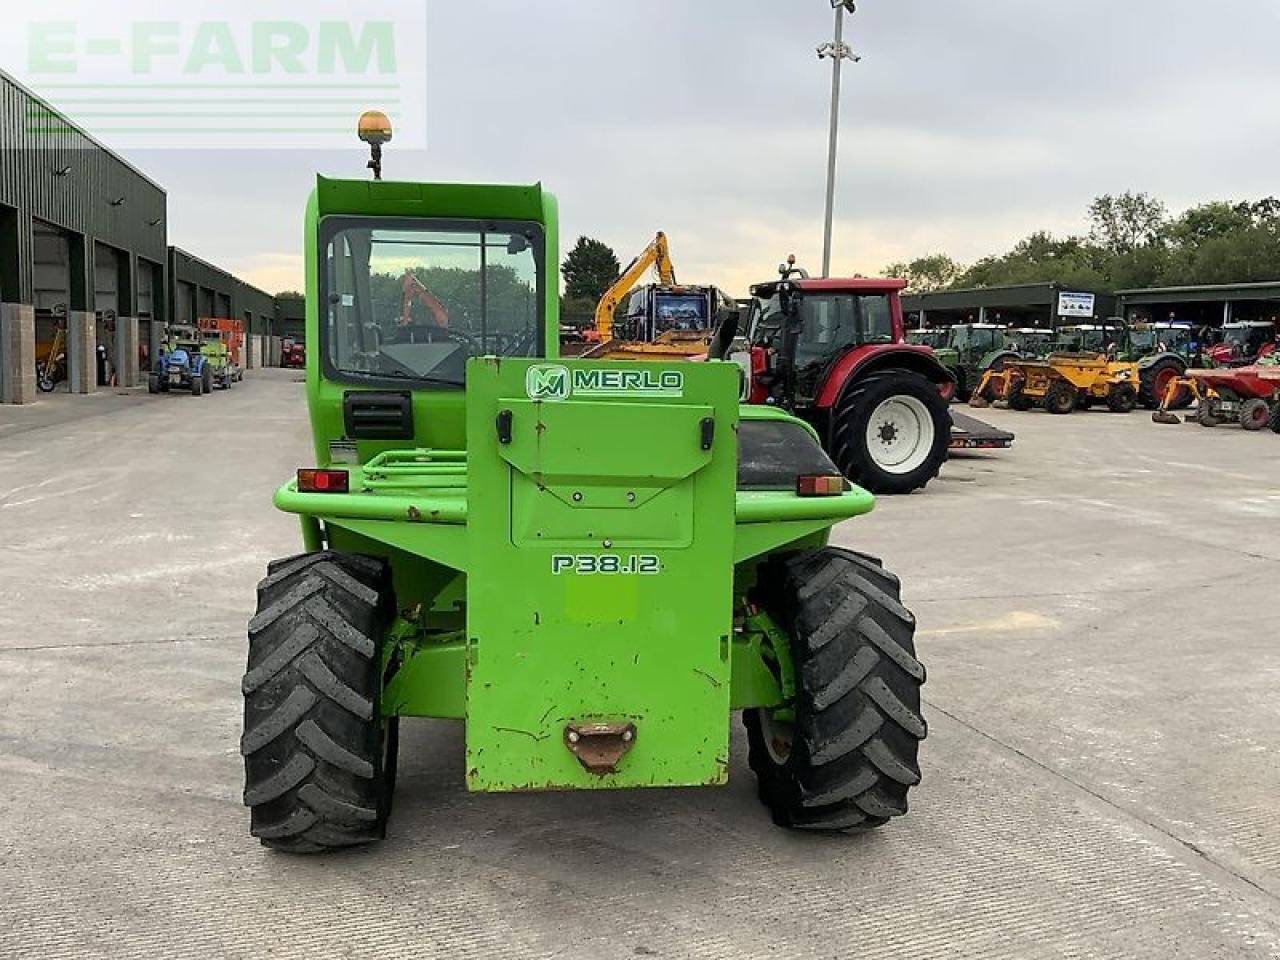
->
[463,358,737,790]
[279,176,877,793]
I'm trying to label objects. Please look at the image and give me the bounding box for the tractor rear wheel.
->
[242,551,397,853]
[1107,383,1137,413]
[1044,381,1076,414]
[830,371,950,495]
[1239,398,1269,431]
[1140,357,1188,410]
[744,548,926,832]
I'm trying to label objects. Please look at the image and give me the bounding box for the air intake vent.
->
[343,391,414,441]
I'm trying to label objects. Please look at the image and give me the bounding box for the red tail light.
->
[796,475,845,497]
[298,469,349,493]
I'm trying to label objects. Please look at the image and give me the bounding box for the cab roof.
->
[751,277,908,297]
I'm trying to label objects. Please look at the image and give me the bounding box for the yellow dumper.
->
[972,353,1140,414]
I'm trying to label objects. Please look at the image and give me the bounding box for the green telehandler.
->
[241,119,926,851]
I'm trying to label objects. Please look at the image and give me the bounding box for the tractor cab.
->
[1126,322,1194,359]
[1211,320,1277,364]
[1051,324,1121,355]
[745,276,900,408]
[906,328,946,349]
[1005,328,1054,359]
[944,323,1004,354]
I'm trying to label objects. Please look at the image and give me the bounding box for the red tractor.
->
[739,263,955,494]
[280,337,306,369]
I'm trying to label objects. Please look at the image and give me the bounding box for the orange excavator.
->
[400,270,449,327]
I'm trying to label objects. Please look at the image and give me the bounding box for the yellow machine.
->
[593,231,676,341]
[36,320,68,393]
[972,353,1140,414]
[583,231,732,362]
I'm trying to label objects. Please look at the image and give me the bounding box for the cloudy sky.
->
[52,0,1280,296]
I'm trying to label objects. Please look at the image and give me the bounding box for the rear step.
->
[948,410,1014,450]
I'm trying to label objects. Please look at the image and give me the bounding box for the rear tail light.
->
[796,474,845,497]
[298,469,350,493]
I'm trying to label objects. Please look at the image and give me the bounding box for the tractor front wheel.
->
[202,365,214,395]
[744,548,926,832]
[190,374,203,397]
[242,551,397,853]
[1240,398,1269,431]
[831,371,950,495]
[1044,381,1076,415]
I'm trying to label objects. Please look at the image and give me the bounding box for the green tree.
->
[883,254,962,292]
[1088,192,1167,256]
[561,236,621,301]
[954,232,1107,291]
[559,294,597,330]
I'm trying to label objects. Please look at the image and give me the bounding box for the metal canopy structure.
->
[902,283,1116,329]
[1116,281,1280,327]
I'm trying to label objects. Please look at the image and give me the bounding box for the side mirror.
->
[707,310,740,360]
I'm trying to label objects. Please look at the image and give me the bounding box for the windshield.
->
[907,330,945,348]
[652,293,710,333]
[1224,325,1271,350]
[322,218,543,387]
[1129,330,1157,351]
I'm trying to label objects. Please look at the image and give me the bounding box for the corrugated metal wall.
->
[169,246,278,335]
[0,70,167,308]
[3,70,289,345]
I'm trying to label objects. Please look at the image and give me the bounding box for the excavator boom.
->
[594,231,676,340]
[401,270,450,327]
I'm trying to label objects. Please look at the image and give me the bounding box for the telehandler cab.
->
[240,119,927,852]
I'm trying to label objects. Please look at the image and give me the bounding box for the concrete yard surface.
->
[1,370,1278,959]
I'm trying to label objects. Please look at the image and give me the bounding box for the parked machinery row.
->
[147,320,245,397]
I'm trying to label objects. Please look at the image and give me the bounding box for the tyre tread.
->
[745,548,926,832]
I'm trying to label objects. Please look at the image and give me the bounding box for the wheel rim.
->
[865,395,934,475]
[759,709,794,765]
[1154,367,1175,400]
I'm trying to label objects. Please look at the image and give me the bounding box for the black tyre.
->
[744,548,926,832]
[1007,379,1033,411]
[37,373,55,393]
[1269,402,1280,434]
[1139,356,1187,410]
[1239,398,1269,431]
[190,374,203,397]
[1196,400,1220,428]
[1107,383,1137,413]
[1044,381,1076,414]
[147,372,160,395]
[830,371,950,495]
[242,551,397,853]
[954,368,972,404]
[202,365,214,395]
